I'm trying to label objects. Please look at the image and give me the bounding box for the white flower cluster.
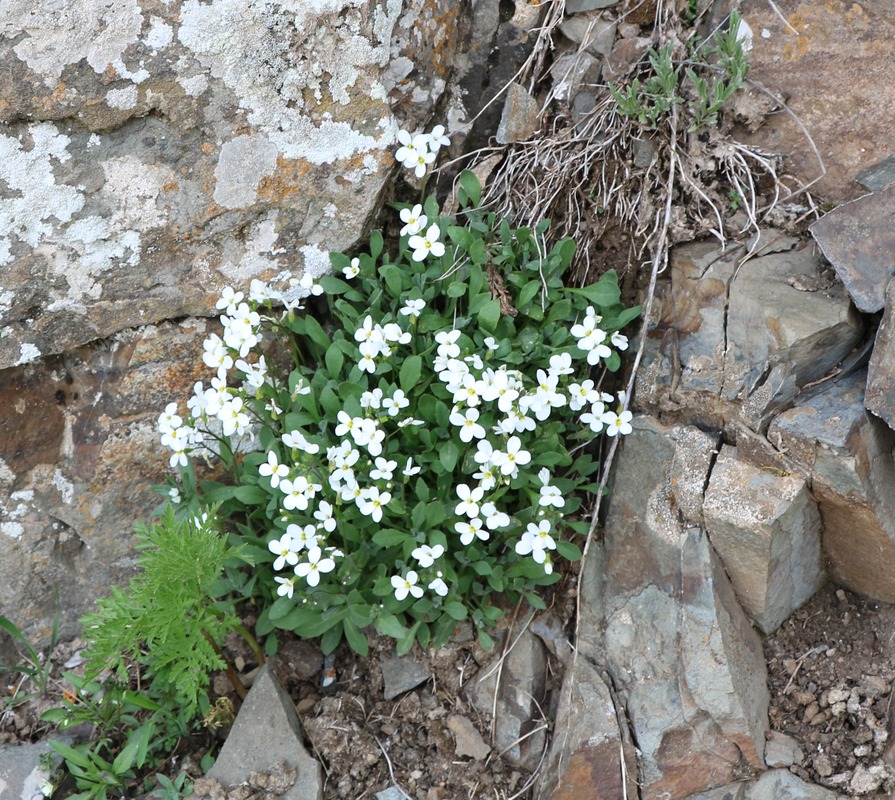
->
[431,313,631,576]
[394,125,450,179]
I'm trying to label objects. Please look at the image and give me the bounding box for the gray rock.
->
[375,788,407,800]
[764,730,805,768]
[636,237,863,433]
[810,184,895,313]
[550,51,602,102]
[579,416,770,799]
[496,83,540,145]
[632,135,658,168]
[769,371,895,603]
[744,769,844,799]
[559,14,618,58]
[467,627,547,770]
[381,653,431,701]
[855,155,895,192]
[535,657,637,800]
[867,277,895,427]
[670,426,721,525]
[602,36,651,82]
[207,664,322,800]
[447,715,491,761]
[566,0,619,12]
[703,445,825,634]
[684,784,747,800]
[0,740,60,800]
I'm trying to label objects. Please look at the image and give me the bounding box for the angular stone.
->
[447,715,490,761]
[637,237,863,433]
[535,657,637,800]
[703,445,825,634]
[769,370,895,603]
[550,51,603,102]
[467,627,547,770]
[602,35,651,82]
[856,155,895,193]
[208,664,322,800]
[380,653,431,701]
[559,14,617,58]
[867,277,895,426]
[685,783,747,799]
[0,740,61,800]
[496,83,540,145]
[580,416,769,800]
[737,0,895,202]
[810,184,895,313]
[670,426,721,526]
[744,769,843,800]
[566,0,619,12]
[764,731,805,768]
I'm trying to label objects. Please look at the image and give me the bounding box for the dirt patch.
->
[765,584,895,795]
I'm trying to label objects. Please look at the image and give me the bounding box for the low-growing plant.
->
[0,592,60,702]
[156,126,640,656]
[610,11,751,132]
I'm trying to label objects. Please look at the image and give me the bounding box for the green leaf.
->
[458,170,482,207]
[343,619,369,656]
[268,595,295,621]
[570,275,621,307]
[478,299,501,332]
[380,264,405,298]
[318,276,351,295]
[325,344,344,379]
[397,620,421,656]
[320,385,341,418]
[320,622,344,655]
[443,602,467,621]
[555,540,583,562]
[447,281,468,298]
[373,529,407,548]
[439,441,459,472]
[400,355,422,394]
[49,740,93,771]
[517,279,541,309]
[370,231,384,260]
[304,315,331,351]
[233,485,266,505]
[477,628,495,651]
[375,614,406,639]
[411,501,427,530]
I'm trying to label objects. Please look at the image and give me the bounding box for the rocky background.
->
[4,0,895,798]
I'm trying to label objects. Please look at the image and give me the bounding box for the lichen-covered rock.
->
[0,0,461,370]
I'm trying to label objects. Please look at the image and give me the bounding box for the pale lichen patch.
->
[106,85,139,110]
[213,136,280,209]
[4,0,143,83]
[14,343,40,366]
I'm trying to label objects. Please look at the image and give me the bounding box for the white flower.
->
[371,457,397,481]
[403,457,421,477]
[580,401,607,433]
[168,486,181,504]
[425,124,450,152]
[603,409,634,436]
[473,464,498,491]
[259,451,290,488]
[299,274,324,296]
[399,204,428,237]
[400,298,426,318]
[408,224,446,262]
[360,388,384,409]
[383,389,410,416]
[334,410,358,438]
[280,478,311,512]
[219,396,251,437]
[343,258,360,279]
[568,379,600,412]
[537,468,566,508]
[449,407,486,443]
[287,523,319,551]
[391,571,424,601]
[428,576,449,597]
[483,336,499,352]
[395,130,427,167]
[435,329,462,359]
[158,402,182,435]
[473,439,495,467]
[295,546,335,587]
[358,352,378,373]
[275,575,297,599]
[268,533,300,571]
[397,418,425,428]
[454,518,488,546]
[409,148,436,178]
[411,543,445,568]
[611,330,629,350]
[548,352,574,376]
[491,436,531,476]
[481,502,510,529]
[357,486,391,522]
[454,484,484,518]
[215,286,244,313]
[202,334,233,374]
[314,500,337,533]
[515,520,556,562]
[282,429,320,454]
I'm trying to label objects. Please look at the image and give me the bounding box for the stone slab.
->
[810,184,895,313]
